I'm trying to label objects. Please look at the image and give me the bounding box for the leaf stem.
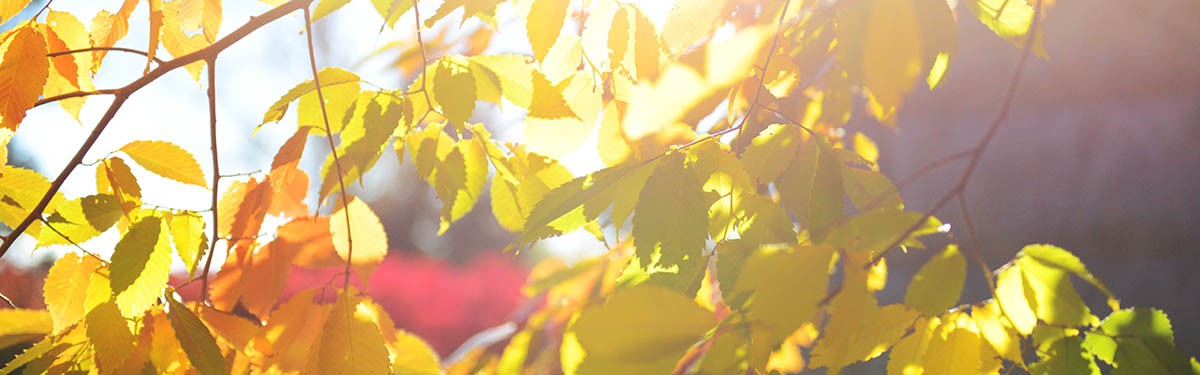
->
[303,7,354,293]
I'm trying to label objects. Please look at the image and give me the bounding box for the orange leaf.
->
[279,216,341,269]
[0,26,49,130]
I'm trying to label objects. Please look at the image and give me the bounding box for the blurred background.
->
[0,0,1197,361]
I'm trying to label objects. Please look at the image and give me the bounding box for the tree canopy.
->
[0,0,1196,374]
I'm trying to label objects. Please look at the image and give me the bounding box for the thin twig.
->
[731,0,792,153]
[0,0,314,261]
[866,0,1045,268]
[0,292,14,309]
[48,47,164,64]
[303,7,354,293]
[957,191,998,294]
[34,89,120,108]
[412,0,435,118]
[200,58,220,303]
[38,217,95,256]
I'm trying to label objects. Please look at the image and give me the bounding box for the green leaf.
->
[735,194,797,248]
[261,67,360,125]
[109,216,172,317]
[905,244,966,316]
[487,140,573,233]
[1019,244,1118,310]
[572,285,712,362]
[432,58,476,128]
[467,54,535,108]
[120,140,207,187]
[1084,308,1191,375]
[995,265,1038,335]
[166,296,228,375]
[516,160,658,246]
[632,154,708,272]
[1029,336,1100,375]
[1016,254,1093,327]
[740,124,803,184]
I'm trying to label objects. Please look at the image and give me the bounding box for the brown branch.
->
[200,58,220,302]
[47,47,164,64]
[0,292,14,309]
[957,191,998,295]
[412,0,435,119]
[303,7,354,292]
[34,89,120,108]
[0,0,315,261]
[866,0,1045,268]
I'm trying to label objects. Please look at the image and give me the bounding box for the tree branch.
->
[731,0,792,154]
[200,58,220,302]
[0,0,315,261]
[47,47,164,64]
[303,7,354,292]
[34,89,120,108]
[866,0,1045,268]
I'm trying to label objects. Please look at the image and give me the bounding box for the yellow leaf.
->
[972,300,1024,365]
[0,26,48,130]
[390,330,441,375]
[487,139,572,233]
[810,252,921,372]
[854,132,880,166]
[887,317,939,375]
[97,157,141,208]
[146,0,163,73]
[43,10,93,121]
[621,26,772,142]
[160,0,208,80]
[905,244,966,316]
[631,8,661,82]
[330,197,388,281]
[87,302,135,372]
[371,0,414,28]
[0,166,65,238]
[38,194,122,246]
[318,96,403,202]
[965,0,1047,57]
[316,292,391,375]
[862,0,924,113]
[0,128,9,165]
[731,245,833,343]
[262,67,360,125]
[740,124,804,184]
[527,69,577,120]
[167,211,207,277]
[43,253,102,332]
[468,54,534,107]
[0,308,51,350]
[40,24,79,89]
[88,0,137,72]
[312,0,351,22]
[995,265,1038,335]
[525,0,569,62]
[572,285,712,361]
[120,140,208,187]
[661,0,735,54]
[922,316,984,375]
[1016,255,1093,327]
[200,0,221,42]
[580,0,617,71]
[607,7,631,74]
[197,305,260,353]
[596,101,631,166]
[424,0,502,27]
[0,0,29,25]
[110,216,172,317]
[525,72,597,159]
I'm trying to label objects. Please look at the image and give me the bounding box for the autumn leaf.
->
[120,140,207,187]
[330,197,388,282]
[166,297,227,375]
[314,292,391,375]
[86,302,135,372]
[43,252,102,332]
[904,244,966,316]
[525,0,569,62]
[0,26,49,130]
[109,216,172,317]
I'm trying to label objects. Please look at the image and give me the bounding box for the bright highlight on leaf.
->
[120,140,207,187]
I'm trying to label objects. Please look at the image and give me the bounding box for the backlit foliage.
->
[0,0,1196,374]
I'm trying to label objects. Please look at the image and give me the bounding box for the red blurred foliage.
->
[0,261,46,310]
[176,252,528,356]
